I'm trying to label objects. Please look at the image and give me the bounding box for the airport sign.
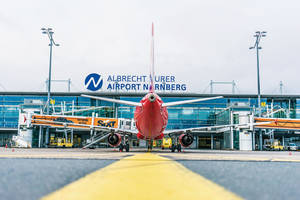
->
[84,73,187,92]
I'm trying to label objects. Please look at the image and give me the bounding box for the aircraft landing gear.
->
[119,143,124,152]
[125,143,130,152]
[171,144,176,152]
[125,135,130,152]
[171,143,181,152]
[177,144,181,152]
[120,135,130,152]
[147,140,153,152]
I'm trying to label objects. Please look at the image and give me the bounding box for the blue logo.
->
[85,73,103,91]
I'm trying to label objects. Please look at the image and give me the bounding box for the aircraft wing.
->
[81,94,142,107]
[163,122,272,136]
[82,94,223,108]
[162,96,223,107]
[32,119,138,135]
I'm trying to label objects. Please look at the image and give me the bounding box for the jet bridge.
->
[255,117,300,130]
[29,114,135,148]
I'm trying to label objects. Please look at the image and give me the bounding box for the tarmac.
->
[0,147,299,200]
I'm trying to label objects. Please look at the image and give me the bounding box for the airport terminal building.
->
[1,91,300,150]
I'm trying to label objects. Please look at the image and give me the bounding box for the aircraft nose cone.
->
[148,94,156,102]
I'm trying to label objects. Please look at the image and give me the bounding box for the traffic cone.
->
[289,152,292,156]
[12,149,14,152]
[5,144,7,149]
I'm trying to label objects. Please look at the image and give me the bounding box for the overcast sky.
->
[0,0,300,94]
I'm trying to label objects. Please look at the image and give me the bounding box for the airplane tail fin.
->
[149,22,155,93]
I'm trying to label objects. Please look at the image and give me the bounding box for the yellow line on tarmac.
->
[42,153,242,200]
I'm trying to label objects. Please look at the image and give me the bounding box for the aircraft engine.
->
[179,134,194,147]
[107,133,122,147]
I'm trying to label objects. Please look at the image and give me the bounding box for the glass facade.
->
[0,93,298,131]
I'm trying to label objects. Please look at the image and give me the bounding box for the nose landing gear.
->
[147,139,153,152]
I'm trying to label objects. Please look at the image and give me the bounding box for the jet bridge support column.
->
[45,128,49,147]
[230,112,234,149]
[211,134,214,150]
[259,131,263,151]
[71,129,73,144]
[90,112,95,141]
[38,127,42,148]
[64,129,68,143]
[252,132,255,150]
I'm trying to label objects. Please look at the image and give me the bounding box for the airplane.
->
[80,23,224,152]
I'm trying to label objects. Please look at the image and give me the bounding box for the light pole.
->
[41,28,59,115]
[249,31,266,150]
[41,27,59,146]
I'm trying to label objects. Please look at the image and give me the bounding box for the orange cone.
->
[12,149,14,152]
[5,144,7,149]
[289,152,292,156]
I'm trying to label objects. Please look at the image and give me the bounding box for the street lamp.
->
[41,27,59,146]
[249,31,266,117]
[249,31,267,151]
[41,27,60,115]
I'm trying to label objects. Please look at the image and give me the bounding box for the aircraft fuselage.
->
[134,93,168,140]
